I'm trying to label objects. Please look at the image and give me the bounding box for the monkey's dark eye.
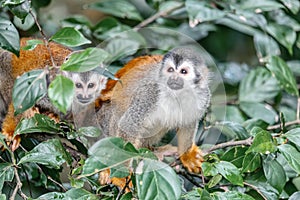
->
[75,83,83,88]
[180,68,188,74]
[88,83,95,88]
[167,67,174,73]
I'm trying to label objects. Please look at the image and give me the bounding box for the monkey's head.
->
[65,71,107,105]
[160,47,209,91]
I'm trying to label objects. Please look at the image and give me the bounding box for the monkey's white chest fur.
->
[145,87,209,129]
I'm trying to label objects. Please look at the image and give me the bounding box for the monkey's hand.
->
[179,144,204,174]
[99,169,133,193]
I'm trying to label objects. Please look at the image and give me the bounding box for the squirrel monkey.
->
[98,47,211,173]
[0,38,107,151]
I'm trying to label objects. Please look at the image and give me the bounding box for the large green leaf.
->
[247,128,277,154]
[242,152,261,173]
[49,27,91,47]
[215,161,243,186]
[0,163,14,192]
[8,0,29,20]
[214,121,250,140]
[221,146,248,168]
[278,144,300,174]
[21,39,44,50]
[60,48,110,72]
[263,156,286,193]
[239,68,280,102]
[48,75,74,114]
[211,191,255,200]
[87,0,142,21]
[254,33,280,63]
[289,192,300,200]
[80,156,107,176]
[1,0,25,6]
[185,0,225,25]
[14,114,61,136]
[136,159,181,200]
[266,23,296,55]
[18,139,72,168]
[0,17,20,55]
[239,0,283,11]
[266,56,299,97]
[244,180,279,200]
[240,102,277,124]
[279,0,300,14]
[284,128,300,148]
[13,69,47,115]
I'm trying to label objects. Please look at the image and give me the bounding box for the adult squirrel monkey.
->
[98,47,211,173]
[0,38,107,151]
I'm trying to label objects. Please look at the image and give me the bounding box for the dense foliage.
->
[0,0,300,199]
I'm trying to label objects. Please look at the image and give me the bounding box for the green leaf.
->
[8,0,30,20]
[221,146,248,168]
[80,156,107,176]
[254,33,280,63]
[247,128,277,154]
[61,48,110,72]
[266,56,299,97]
[185,0,225,25]
[1,0,25,6]
[215,161,243,186]
[0,163,14,191]
[49,27,91,47]
[244,180,279,200]
[13,69,47,115]
[279,0,300,14]
[201,162,218,177]
[289,192,300,200]
[207,174,222,188]
[243,119,269,133]
[21,39,44,50]
[239,68,280,102]
[214,121,250,140]
[14,114,61,136]
[284,128,300,148]
[266,24,296,55]
[240,102,277,124]
[278,144,300,174]
[0,17,20,55]
[287,60,300,76]
[18,139,72,168]
[242,152,261,173]
[239,0,283,11]
[77,126,101,138]
[212,191,255,200]
[37,188,98,200]
[263,155,286,193]
[87,0,142,21]
[136,159,181,200]
[48,75,74,114]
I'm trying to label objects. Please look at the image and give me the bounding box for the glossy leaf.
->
[221,146,248,168]
[279,0,300,14]
[8,0,30,20]
[215,161,243,186]
[289,192,300,200]
[136,159,181,200]
[14,114,61,136]
[207,174,222,188]
[214,121,250,140]
[212,191,255,200]
[254,33,280,63]
[284,128,300,148]
[77,126,101,138]
[0,163,14,191]
[239,0,283,11]
[247,128,277,154]
[1,0,25,6]
[240,102,277,124]
[18,139,72,168]
[201,162,218,177]
[0,17,20,55]
[243,119,269,133]
[266,24,296,55]
[263,156,286,193]
[87,0,142,21]
[266,56,299,97]
[48,75,74,114]
[13,69,47,115]
[278,144,300,174]
[21,39,44,50]
[239,68,280,102]
[242,152,261,173]
[80,156,107,176]
[37,188,98,200]
[61,48,110,72]
[50,27,91,47]
[244,180,279,200]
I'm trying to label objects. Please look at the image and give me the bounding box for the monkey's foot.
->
[154,144,178,161]
[180,144,204,174]
[99,169,133,193]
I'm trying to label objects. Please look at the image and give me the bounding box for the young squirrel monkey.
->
[98,47,211,174]
[0,38,107,151]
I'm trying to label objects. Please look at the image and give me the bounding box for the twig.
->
[178,170,203,188]
[28,0,56,68]
[133,4,183,31]
[48,176,67,192]
[203,137,253,154]
[267,120,300,130]
[10,166,28,200]
[244,182,267,200]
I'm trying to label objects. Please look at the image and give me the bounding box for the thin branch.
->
[297,98,300,121]
[47,176,67,192]
[203,137,253,154]
[267,120,300,130]
[133,4,183,31]
[244,182,267,200]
